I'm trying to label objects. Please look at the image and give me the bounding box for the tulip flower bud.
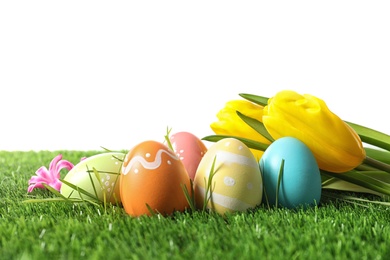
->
[210,100,271,160]
[262,90,366,173]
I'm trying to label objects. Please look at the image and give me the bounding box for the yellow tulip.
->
[210,100,272,160]
[262,90,366,173]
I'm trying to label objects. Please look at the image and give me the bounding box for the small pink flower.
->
[27,154,74,193]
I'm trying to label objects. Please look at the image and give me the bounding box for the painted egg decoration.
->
[60,152,125,204]
[169,131,208,180]
[194,138,263,215]
[120,140,191,217]
[260,136,322,209]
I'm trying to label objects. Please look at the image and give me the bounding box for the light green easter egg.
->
[60,152,125,204]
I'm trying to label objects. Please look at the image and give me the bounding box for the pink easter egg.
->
[170,131,208,180]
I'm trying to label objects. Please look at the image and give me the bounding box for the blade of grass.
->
[24,184,101,206]
[164,127,174,151]
[86,165,99,200]
[42,183,68,199]
[203,156,217,211]
[112,155,124,162]
[100,147,113,152]
[107,158,123,205]
[60,179,100,201]
[86,170,121,175]
[260,167,270,210]
[181,178,196,212]
[275,159,285,208]
[145,203,156,216]
[23,197,100,205]
[23,197,76,203]
[92,167,107,211]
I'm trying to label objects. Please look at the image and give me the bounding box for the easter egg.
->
[60,152,125,204]
[260,136,322,209]
[194,138,263,215]
[120,140,191,216]
[169,131,208,180]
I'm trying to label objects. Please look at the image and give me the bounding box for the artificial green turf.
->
[1,150,390,259]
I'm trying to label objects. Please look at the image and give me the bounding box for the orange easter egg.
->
[120,140,191,216]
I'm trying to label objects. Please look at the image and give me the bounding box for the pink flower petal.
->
[51,180,62,191]
[28,154,73,193]
[55,160,74,175]
[27,185,35,193]
[48,154,62,174]
[35,166,51,181]
[27,182,45,192]
[28,175,44,185]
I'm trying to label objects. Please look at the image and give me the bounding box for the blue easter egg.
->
[259,136,322,209]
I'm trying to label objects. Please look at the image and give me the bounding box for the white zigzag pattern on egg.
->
[122,149,179,175]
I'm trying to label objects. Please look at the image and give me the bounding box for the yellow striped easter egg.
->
[194,138,263,215]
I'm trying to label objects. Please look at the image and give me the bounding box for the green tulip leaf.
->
[321,170,390,197]
[365,147,390,164]
[346,121,390,151]
[321,175,384,197]
[239,93,269,106]
[236,111,274,142]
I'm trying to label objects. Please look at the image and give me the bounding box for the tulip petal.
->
[211,100,271,145]
[262,90,366,173]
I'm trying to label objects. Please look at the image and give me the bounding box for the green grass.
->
[1,151,390,259]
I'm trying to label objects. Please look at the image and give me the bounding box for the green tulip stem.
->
[364,156,390,174]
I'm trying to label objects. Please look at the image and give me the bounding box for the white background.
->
[1,1,389,152]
